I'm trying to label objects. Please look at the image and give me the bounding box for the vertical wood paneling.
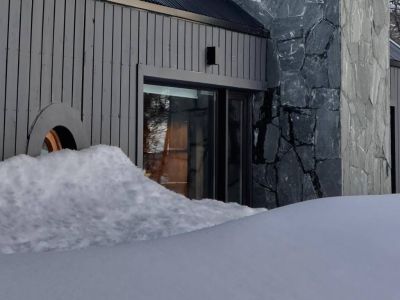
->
[52,0,65,104]
[154,14,162,67]
[177,19,184,69]
[184,21,192,71]
[218,29,225,76]
[101,3,113,145]
[0,0,268,162]
[120,7,130,153]
[198,24,205,73]
[205,26,212,74]
[260,38,266,81]
[0,0,10,159]
[192,23,198,72]
[82,0,95,140]
[225,30,231,77]
[146,13,155,66]
[249,35,256,80]
[91,1,104,145]
[243,34,250,79]
[162,16,170,68]
[72,0,86,111]
[255,37,261,80]
[237,33,244,78]
[212,27,218,74]
[169,17,177,69]
[29,0,43,128]
[63,0,75,106]
[41,0,55,107]
[4,0,21,159]
[16,0,32,155]
[111,6,122,147]
[231,31,238,78]
[128,9,139,160]
[138,10,147,64]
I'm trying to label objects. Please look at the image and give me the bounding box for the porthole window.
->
[41,126,77,155]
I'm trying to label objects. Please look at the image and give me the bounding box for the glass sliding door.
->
[143,84,216,199]
[226,91,251,205]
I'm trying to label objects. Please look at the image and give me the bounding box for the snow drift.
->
[1,195,400,300]
[0,145,263,254]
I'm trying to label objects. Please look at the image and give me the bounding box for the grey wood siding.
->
[0,0,267,162]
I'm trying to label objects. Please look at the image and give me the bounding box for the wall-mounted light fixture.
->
[206,46,219,65]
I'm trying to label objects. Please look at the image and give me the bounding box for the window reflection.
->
[143,84,215,199]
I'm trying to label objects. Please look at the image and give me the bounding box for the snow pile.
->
[0,145,263,254]
[2,195,400,300]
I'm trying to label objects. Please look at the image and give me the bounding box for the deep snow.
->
[0,145,263,254]
[1,195,400,300]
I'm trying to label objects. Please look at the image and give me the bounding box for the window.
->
[144,84,215,199]
[143,83,252,204]
[41,126,77,155]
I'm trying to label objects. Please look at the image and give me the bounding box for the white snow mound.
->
[0,145,264,254]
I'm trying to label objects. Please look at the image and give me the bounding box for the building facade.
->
[0,0,391,208]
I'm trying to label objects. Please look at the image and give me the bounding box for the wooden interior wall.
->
[0,0,267,162]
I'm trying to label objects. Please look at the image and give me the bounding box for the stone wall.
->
[234,0,391,208]
[233,0,342,208]
[341,0,391,195]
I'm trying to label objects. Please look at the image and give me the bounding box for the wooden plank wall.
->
[0,0,267,161]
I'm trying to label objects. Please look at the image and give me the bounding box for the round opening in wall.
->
[41,126,77,155]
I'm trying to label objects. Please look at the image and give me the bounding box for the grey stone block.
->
[303,174,318,200]
[296,145,315,172]
[327,30,341,88]
[302,56,329,88]
[277,149,304,206]
[316,159,342,196]
[278,39,305,71]
[264,124,280,163]
[309,88,340,110]
[306,20,335,55]
[291,110,316,145]
[315,108,340,160]
[281,72,307,107]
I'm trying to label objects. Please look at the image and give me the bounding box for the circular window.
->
[41,126,77,155]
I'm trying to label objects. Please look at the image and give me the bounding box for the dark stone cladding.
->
[233,0,341,209]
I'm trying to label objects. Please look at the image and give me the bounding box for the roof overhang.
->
[105,0,269,37]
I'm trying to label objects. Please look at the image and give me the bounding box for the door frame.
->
[137,64,266,204]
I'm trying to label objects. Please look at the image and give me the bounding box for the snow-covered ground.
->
[0,145,263,254]
[2,195,400,299]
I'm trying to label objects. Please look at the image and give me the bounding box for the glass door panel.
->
[143,84,216,199]
[226,91,250,205]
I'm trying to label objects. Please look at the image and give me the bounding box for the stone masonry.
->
[233,0,390,208]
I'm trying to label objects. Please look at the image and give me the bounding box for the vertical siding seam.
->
[161,15,164,68]
[14,0,23,156]
[80,0,87,121]
[90,0,96,144]
[109,5,114,144]
[71,0,77,108]
[127,8,132,157]
[39,0,45,110]
[2,0,10,160]
[50,0,56,104]
[27,0,35,145]
[61,0,67,104]
[119,8,123,147]
[100,2,105,144]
